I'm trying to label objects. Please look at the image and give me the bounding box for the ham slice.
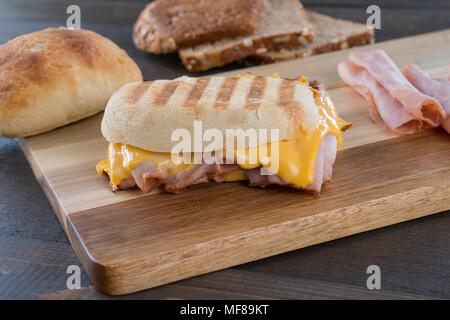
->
[120,135,338,194]
[164,164,217,193]
[127,160,243,194]
[116,178,136,191]
[131,160,163,193]
[347,49,444,127]
[338,49,446,134]
[402,63,450,133]
[338,61,422,134]
[303,134,337,192]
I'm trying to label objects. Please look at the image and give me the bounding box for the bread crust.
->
[133,0,265,54]
[0,28,143,137]
[244,11,375,65]
[101,75,322,152]
[178,0,315,72]
[246,31,375,65]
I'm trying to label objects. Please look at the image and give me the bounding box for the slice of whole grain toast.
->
[178,0,315,72]
[133,0,265,54]
[244,11,375,65]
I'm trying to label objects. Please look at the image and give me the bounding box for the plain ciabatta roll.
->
[0,27,143,138]
[101,75,324,153]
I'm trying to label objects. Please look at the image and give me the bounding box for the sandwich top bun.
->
[0,27,143,138]
[101,75,323,153]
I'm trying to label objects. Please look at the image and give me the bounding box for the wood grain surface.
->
[1,0,450,299]
[17,30,450,295]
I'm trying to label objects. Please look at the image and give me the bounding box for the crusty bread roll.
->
[0,27,143,138]
[101,75,321,153]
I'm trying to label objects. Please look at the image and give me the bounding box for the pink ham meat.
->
[338,49,445,134]
[338,61,422,134]
[402,63,450,133]
[308,134,337,192]
[348,49,444,126]
[130,160,162,192]
[117,178,137,191]
[164,163,238,193]
[120,135,337,194]
[128,161,240,194]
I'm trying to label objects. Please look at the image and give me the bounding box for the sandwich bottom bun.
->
[0,27,143,138]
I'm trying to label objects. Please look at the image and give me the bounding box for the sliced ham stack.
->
[117,134,338,195]
[126,161,240,193]
[402,63,450,133]
[338,49,447,134]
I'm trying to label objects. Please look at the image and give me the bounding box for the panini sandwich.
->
[97,74,350,194]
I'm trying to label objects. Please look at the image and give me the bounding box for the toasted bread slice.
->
[245,11,374,65]
[178,0,314,72]
[133,0,264,54]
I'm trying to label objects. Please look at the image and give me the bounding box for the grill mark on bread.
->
[183,78,210,108]
[214,77,239,109]
[246,76,267,110]
[196,77,225,115]
[277,79,309,126]
[126,82,153,104]
[278,79,296,108]
[154,81,180,106]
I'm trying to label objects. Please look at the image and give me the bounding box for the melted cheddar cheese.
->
[97,81,351,189]
[97,143,194,187]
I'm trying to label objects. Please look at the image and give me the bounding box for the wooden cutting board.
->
[18,30,450,295]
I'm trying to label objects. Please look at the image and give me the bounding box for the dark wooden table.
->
[0,0,449,300]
